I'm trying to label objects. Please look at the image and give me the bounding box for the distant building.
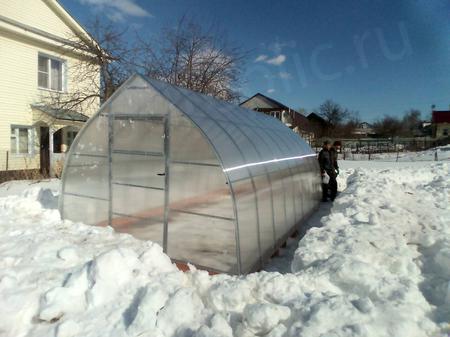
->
[432,110,450,138]
[240,93,314,143]
[352,122,376,137]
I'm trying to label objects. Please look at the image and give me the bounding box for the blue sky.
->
[60,0,450,122]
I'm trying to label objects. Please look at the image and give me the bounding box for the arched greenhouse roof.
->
[60,74,321,274]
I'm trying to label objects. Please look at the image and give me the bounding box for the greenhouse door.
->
[109,114,169,248]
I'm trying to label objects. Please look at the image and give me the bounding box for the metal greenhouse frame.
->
[60,74,321,274]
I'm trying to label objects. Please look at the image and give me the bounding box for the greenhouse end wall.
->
[60,74,321,275]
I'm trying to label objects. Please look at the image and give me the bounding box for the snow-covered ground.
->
[0,155,449,337]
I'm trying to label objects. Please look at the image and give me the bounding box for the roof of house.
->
[0,0,100,55]
[240,93,313,132]
[44,0,97,45]
[240,93,291,111]
[31,104,89,122]
[307,112,327,125]
[432,111,450,124]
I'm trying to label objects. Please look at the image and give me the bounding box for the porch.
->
[32,105,88,177]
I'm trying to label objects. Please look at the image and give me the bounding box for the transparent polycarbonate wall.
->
[60,74,321,274]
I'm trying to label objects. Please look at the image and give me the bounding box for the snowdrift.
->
[0,161,449,337]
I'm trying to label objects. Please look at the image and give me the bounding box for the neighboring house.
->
[431,110,450,138]
[306,112,328,139]
[352,122,376,137]
[420,121,432,137]
[0,0,100,177]
[240,93,314,143]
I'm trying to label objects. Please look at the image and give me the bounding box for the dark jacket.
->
[330,147,339,170]
[318,147,336,177]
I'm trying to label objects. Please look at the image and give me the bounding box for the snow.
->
[0,153,449,337]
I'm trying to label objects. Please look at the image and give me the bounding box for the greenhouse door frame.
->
[107,113,170,252]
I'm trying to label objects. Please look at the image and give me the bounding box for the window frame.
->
[37,53,66,93]
[10,125,35,156]
[66,130,78,148]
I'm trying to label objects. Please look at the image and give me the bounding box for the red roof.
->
[432,111,450,123]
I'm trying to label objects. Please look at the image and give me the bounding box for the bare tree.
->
[318,100,349,126]
[313,99,353,137]
[373,115,402,138]
[40,18,135,114]
[401,109,421,136]
[138,16,247,102]
[373,109,422,138]
[337,110,360,138]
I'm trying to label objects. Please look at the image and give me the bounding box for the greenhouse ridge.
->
[60,74,322,274]
[223,153,318,172]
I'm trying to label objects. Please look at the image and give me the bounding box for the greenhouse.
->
[60,74,321,274]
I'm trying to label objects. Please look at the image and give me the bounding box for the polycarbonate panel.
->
[107,76,172,116]
[269,170,288,241]
[60,111,109,224]
[268,131,299,228]
[223,122,267,178]
[168,109,237,272]
[63,155,109,199]
[282,169,296,231]
[252,174,275,258]
[109,112,166,246]
[68,115,108,156]
[193,116,250,182]
[167,211,237,273]
[63,194,108,226]
[233,178,260,273]
[110,184,164,246]
[112,153,165,190]
[290,164,305,222]
[114,215,164,246]
[112,184,164,216]
[113,118,165,154]
[169,163,233,219]
[170,112,219,165]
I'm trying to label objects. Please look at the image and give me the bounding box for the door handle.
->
[157,173,165,176]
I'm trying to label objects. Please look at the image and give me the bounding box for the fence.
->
[0,150,9,171]
[313,137,450,162]
[0,150,67,183]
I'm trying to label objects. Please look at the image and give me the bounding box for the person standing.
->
[318,140,338,201]
[330,141,341,177]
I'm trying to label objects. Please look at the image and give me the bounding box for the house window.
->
[10,126,34,155]
[66,131,78,148]
[269,111,281,120]
[38,54,64,91]
[443,128,449,136]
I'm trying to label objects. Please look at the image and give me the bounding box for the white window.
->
[271,111,281,120]
[38,54,65,91]
[10,126,34,155]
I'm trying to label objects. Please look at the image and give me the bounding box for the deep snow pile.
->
[0,161,449,337]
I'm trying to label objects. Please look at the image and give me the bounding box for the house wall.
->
[0,0,74,39]
[0,1,99,171]
[435,123,450,138]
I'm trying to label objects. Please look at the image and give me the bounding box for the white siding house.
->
[0,0,100,177]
